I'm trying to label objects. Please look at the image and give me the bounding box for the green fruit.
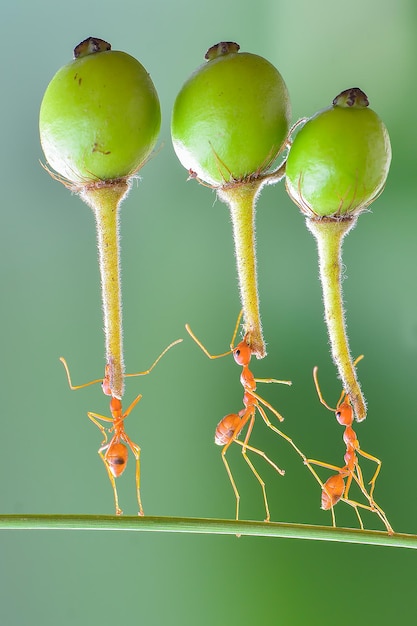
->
[285,88,391,217]
[40,37,161,185]
[171,42,291,186]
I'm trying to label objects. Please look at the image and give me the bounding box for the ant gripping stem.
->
[59,339,182,514]
[306,358,393,534]
[186,313,311,522]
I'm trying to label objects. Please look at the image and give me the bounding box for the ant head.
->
[336,396,353,426]
[233,338,252,367]
[105,442,128,477]
[321,474,345,510]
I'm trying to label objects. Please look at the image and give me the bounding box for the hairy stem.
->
[80,181,130,399]
[218,180,266,358]
[306,217,366,421]
[0,514,414,549]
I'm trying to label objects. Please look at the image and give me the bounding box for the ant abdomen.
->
[321,474,345,510]
[215,414,241,446]
[106,442,128,477]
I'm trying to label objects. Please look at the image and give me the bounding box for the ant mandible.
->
[60,339,182,515]
[186,312,308,522]
[307,357,393,534]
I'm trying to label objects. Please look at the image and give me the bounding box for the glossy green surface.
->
[286,102,391,216]
[171,47,290,185]
[40,49,161,183]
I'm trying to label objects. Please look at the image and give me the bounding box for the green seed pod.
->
[171,42,291,186]
[285,88,391,217]
[40,37,161,185]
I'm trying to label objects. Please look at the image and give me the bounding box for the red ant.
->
[186,313,307,522]
[60,339,182,515]
[307,357,393,534]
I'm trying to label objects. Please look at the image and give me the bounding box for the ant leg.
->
[119,395,144,515]
[60,357,103,390]
[88,412,113,446]
[242,450,271,522]
[255,404,310,467]
[342,470,354,500]
[87,413,122,515]
[124,340,183,379]
[123,434,144,516]
[254,377,292,387]
[371,504,394,535]
[238,408,285,475]
[348,465,393,534]
[300,457,330,495]
[234,437,285,522]
[121,393,143,419]
[348,463,378,509]
[229,310,244,348]
[218,416,255,522]
[328,497,338,528]
[344,463,373,505]
[339,473,365,529]
[312,366,338,412]
[220,445,240,521]
[233,439,285,476]
[356,448,382,500]
[306,458,345,473]
[240,411,271,521]
[97,443,123,516]
[341,493,393,534]
[255,405,338,518]
[185,310,244,359]
[343,497,365,530]
[185,324,233,359]
[251,391,285,423]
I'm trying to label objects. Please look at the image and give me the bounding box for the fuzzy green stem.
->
[0,514,415,548]
[80,180,130,399]
[218,180,266,358]
[306,217,366,421]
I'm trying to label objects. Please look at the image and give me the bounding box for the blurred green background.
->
[2,0,416,624]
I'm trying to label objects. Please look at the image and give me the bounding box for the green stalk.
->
[80,180,130,399]
[306,217,366,421]
[217,180,266,358]
[0,514,415,549]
